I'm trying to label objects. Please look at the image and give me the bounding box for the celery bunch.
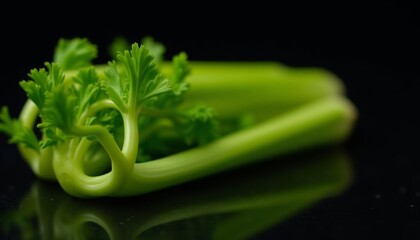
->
[0,38,356,197]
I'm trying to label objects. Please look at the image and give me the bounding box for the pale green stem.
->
[111,96,356,197]
[78,99,120,125]
[53,125,132,197]
[69,99,119,156]
[121,110,139,164]
[18,100,55,180]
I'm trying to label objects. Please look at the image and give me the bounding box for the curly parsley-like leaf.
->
[53,38,97,71]
[101,61,127,110]
[184,105,219,145]
[19,63,64,110]
[72,67,101,117]
[39,128,64,149]
[171,52,190,96]
[142,36,165,66]
[39,86,77,133]
[0,107,40,152]
[116,43,171,107]
[109,36,130,59]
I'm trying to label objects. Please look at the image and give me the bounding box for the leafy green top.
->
[0,37,219,161]
[54,38,97,70]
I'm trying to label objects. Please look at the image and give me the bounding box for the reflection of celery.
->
[2,150,352,239]
[1,193,37,240]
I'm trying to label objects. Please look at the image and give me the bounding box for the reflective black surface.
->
[0,149,351,239]
[1,3,419,239]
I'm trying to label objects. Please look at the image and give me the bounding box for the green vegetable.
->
[0,38,357,198]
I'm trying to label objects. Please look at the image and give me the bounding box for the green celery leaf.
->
[116,43,171,106]
[19,80,44,109]
[86,108,124,146]
[183,105,220,145]
[141,75,171,101]
[171,52,190,96]
[39,128,64,149]
[101,61,127,110]
[72,67,101,118]
[142,52,191,112]
[142,36,166,66]
[0,107,40,152]
[19,63,65,110]
[46,62,65,88]
[53,38,97,71]
[39,86,77,133]
[109,36,130,59]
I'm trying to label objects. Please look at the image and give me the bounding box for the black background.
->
[0,2,419,239]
